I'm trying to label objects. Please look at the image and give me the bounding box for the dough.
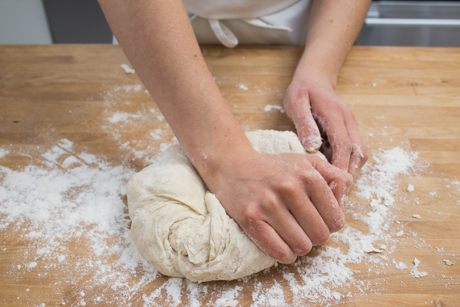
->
[127,130,325,282]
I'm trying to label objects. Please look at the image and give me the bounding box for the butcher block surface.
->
[0,45,459,306]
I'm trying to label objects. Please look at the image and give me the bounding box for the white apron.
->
[184,0,312,48]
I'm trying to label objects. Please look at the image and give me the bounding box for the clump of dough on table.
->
[127,130,325,282]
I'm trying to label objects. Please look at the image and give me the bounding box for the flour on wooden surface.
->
[264,104,285,113]
[121,63,135,74]
[107,111,143,124]
[2,88,458,305]
[0,148,9,159]
[0,142,445,306]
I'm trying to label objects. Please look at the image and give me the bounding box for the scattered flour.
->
[410,257,428,278]
[393,260,408,270]
[27,262,37,269]
[407,184,414,192]
[150,128,164,140]
[107,111,143,124]
[0,148,9,158]
[1,135,452,306]
[251,282,284,307]
[443,260,454,266]
[355,147,419,236]
[121,63,135,74]
[216,287,242,307]
[264,105,285,113]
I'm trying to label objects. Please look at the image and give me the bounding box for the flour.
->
[0,148,9,159]
[121,63,135,74]
[355,147,419,236]
[0,142,428,305]
[410,257,428,278]
[252,281,284,307]
[216,287,242,307]
[1,112,456,306]
[0,142,158,305]
[393,260,408,270]
[107,111,143,124]
[264,104,285,113]
[149,128,165,140]
[443,260,454,266]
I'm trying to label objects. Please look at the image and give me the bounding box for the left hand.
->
[283,77,368,180]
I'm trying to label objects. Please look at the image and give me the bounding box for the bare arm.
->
[99,0,351,264]
[98,0,250,175]
[285,0,371,178]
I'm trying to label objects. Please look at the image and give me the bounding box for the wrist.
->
[291,60,338,90]
[293,40,345,90]
[185,131,257,194]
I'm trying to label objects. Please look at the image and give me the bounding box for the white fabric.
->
[186,0,312,47]
[184,0,300,19]
[208,19,239,48]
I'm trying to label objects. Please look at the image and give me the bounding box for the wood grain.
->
[0,45,459,306]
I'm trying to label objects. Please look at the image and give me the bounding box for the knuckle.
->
[276,177,298,195]
[311,227,330,246]
[241,203,262,224]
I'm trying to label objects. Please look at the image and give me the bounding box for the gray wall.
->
[0,0,52,44]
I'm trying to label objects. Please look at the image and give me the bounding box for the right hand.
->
[206,149,353,264]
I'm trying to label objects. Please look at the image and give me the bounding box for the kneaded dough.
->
[127,129,325,282]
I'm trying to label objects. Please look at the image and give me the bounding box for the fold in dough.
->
[127,130,325,282]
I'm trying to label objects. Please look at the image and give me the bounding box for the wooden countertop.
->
[0,45,459,306]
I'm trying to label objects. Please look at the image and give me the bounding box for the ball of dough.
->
[127,130,325,282]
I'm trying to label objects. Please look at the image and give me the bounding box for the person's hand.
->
[206,149,352,264]
[284,78,368,179]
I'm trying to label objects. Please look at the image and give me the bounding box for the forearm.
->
[295,0,371,87]
[98,0,253,183]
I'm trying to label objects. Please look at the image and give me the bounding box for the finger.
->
[277,183,330,247]
[240,203,296,264]
[309,155,353,209]
[343,111,368,179]
[284,95,322,153]
[262,198,314,255]
[306,156,350,226]
[321,112,353,172]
